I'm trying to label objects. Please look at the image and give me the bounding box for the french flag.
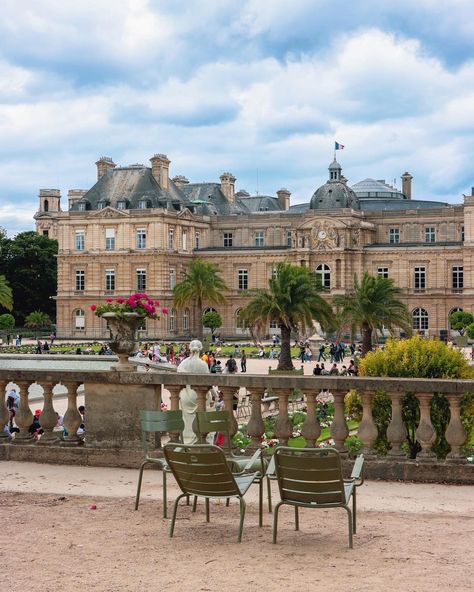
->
[335,141,345,150]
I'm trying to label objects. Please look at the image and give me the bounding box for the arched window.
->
[183,308,190,331]
[316,264,331,290]
[204,307,217,315]
[412,308,428,331]
[44,199,49,212]
[168,308,176,332]
[74,309,85,330]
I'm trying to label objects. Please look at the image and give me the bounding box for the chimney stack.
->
[401,172,413,200]
[172,175,190,188]
[95,156,116,181]
[150,153,171,191]
[276,188,291,210]
[220,172,236,203]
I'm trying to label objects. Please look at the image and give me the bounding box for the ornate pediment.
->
[177,208,196,220]
[310,221,343,251]
[90,206,129,218]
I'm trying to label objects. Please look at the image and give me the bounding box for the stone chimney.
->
[276,188,291,211]
[220,172,236,203]
[401,172,413,200]
[150,153,171,191]
[172,175,189,188]
[67,189,87,210]
[95,156,116,181]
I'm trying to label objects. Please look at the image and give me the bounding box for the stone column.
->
[386,392,407,457]
[37,382,60,444]
[167,385,182,443]
[194,386,211,442]
[247,389,265,450]
[221,386,238,438]
[415,392,436,461]
[274,389,293,446]
[445,394,467,463]
[301,390,320,448]
[357,390,378,459]
[330,390,349,454]
[11,381,34,444]
[0,380,10,440]
[61,382,83,446]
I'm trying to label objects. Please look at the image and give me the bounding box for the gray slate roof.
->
[310,180,360,210]
[359,198,450,211]
[180,183,249,216]
[351,178,405,199]
[237,195,282,212]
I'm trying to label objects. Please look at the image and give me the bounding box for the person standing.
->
[225,355,238,374]
[240,350,247,373]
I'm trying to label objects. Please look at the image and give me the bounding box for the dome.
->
[309,158,360,210]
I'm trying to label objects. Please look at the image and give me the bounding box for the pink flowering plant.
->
[91,293,168,319]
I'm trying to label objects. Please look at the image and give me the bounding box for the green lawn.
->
[288,420,359,447]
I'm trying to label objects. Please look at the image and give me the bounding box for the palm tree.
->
[0,275,13,311]
[333,272,411,356]
[240,262,334,371]
[25,311,52,336]
[173,258,228,341]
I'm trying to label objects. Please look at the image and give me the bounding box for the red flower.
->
[161,307,169,315]
[90,305,97,311]
[116,297,125,304]
[154,300,160,306]
[106,298,113,303]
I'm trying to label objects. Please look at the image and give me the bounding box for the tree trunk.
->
[196,298,203,342]
[277,324,294,371]
[361,321,372,357]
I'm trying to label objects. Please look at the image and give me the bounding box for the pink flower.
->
[154,300,160,306]
[106,298,113,303]
[90,305,97,311]
[161,307,169,315]
[116,297,125,304]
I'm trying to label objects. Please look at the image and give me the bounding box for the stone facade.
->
[34,153,473,339]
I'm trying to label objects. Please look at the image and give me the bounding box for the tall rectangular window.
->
[255,231,264,247]
[75,231,85,251]
[182,229,187,251]
[389,228,400,244]
[75,270,85,291]
[168,228,174,250]
[136,268,147,291]
[136,229,146,249]
[461,226,465,242]
[195,231,201,250]
[452,266,463,291]
[425,227,436,243]
[377,267,389,278]
[169,267,175,290]
[286,230,292,247]
[105,228,115,250]
[105,269,115,291]
[238,269,248,291]
[223,233,233,247]
[414,266,426,292]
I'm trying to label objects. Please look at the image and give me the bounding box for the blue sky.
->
[1,0,474,235]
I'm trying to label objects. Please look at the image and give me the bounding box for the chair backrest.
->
[164,443,239,498]
[139,410,184,453]
[274,446,345,506]
[196,410,232,452]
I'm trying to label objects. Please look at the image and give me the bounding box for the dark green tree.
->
[449,311,474,335]
[202,310,222,337]
[0,313,15,331]
[0,275,13,311]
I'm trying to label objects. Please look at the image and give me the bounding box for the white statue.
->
[177,339,213,444]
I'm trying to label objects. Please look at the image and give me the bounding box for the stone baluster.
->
[221,386,238,438]
[300,390,320,448]
[357,390,378,459]
[167,385,182,443]
[274,389,293,446]
[62,382,83,446]
[0,380,10,440]
[247,389,265,450]
[445,394,467,462]
[330,390,349,454]
[11,381,34,444]
[194,385,211,442]
[386,391,407,457]
[37,382,60,444]
[414,392,436,461]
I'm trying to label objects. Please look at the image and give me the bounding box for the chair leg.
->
[294,506,299,531]
[162,470,167,519]
[272,501,283,544]
[186,495,190,506]
[238,497,246,543]
[226,498,230,507]
[134,461,148,511]
[192,495,198,512]
[169,493,187,538]
[352,489,357,534]
[344,505,353,549]
[267,476,272,513]
[205,498,210,522]
[258,478,263,527]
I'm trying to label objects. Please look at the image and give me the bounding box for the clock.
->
[318,230,327,240]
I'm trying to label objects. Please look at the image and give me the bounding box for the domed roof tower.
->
[309,158,360,210]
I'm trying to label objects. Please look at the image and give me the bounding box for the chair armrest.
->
[242,448,263,472]
[265,454,276,478]
[350,454,365,486]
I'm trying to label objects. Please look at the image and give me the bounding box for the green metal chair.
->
[164,443,261,543]
[135,409,186,518]
[272,447,364,548]
[195,410,272,522]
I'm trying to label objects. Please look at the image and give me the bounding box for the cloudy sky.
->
[1,0,474,235]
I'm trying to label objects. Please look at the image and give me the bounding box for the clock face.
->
[318,230,327,239]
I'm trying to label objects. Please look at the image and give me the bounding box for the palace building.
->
[34,152,472,340]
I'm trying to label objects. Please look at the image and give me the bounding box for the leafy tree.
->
[173,258,228,341]
[202,310,222,336]
[449,311,474,335]
[240,262,333,371]
[25,311,52,333]
[333,272,412,356]
[0,313,15,331]
[0,275,13,311]
[0,231,57,324]
[359,336,474,458]
[466,323,474,340]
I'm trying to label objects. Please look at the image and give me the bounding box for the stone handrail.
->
[0,368,472,473]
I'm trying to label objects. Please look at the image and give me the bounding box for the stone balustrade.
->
[0,369,472,482]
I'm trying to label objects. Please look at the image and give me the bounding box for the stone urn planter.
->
[102,312,143,371]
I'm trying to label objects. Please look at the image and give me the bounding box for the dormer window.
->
[97,200,108,210]
[117,201,127,210]
[138,200,148,209]
[78,202,87,212]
